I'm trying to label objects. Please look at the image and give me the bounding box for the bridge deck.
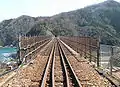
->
[0,37,113,87]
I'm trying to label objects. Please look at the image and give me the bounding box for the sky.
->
[0,0,120,22]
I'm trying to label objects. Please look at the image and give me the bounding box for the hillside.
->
[0,15,49,46]
[0,0,120,46]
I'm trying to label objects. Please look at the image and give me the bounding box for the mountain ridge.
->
[0,0,120,46]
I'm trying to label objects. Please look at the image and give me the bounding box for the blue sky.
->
[0,0,120,22]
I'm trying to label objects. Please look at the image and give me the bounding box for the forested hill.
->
[0,0,120,46]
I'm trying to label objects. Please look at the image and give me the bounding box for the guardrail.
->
[60,36,100,67]
[18,36,52,64]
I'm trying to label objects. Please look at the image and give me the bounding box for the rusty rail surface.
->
[58,40,82,87]
[58,42,70,87]
[40,38,82,87]
[40,40,55,87]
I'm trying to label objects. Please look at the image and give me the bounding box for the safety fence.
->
[100,45,120,76]
[60,36,100,67]
[60,36,120,81]
[18,36,52,64]
[0,36,52,77]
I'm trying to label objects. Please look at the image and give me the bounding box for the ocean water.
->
[0,47,17,62]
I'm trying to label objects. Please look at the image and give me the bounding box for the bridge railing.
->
[60,36,100,67]
[18,36,52,64]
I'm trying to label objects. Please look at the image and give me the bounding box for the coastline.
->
[0,46,17,49]
[0,47,18,74]
[0,47,17,62]
[0,46,3,48]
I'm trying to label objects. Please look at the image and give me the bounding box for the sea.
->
[0,47,17,62]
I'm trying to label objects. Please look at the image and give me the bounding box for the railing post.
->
[89,37,92,62]
[77,37,79,53]
[110,46,114,75]
[97,37,100,67]
[18,34,22,65]
[85,37,87,59]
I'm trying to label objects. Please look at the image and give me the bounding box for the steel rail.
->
[51,42,56,87]
[58,42,70,87]
[58,40,82,87]
[40,40,55,87]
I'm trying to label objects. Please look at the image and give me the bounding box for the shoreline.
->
[0,47,18,74]
[0,47,17,62]
[0,46,17,49]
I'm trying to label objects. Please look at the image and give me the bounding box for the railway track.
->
[54,42,64,86]
[58,40,82,87]
[40,38,82,87]
[1,37,114,87]
[40,39,56,87]
[59,39,115,87]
